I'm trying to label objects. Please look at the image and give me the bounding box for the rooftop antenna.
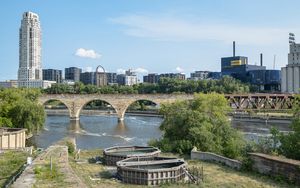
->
[289,33,295,44]
[273,55,276,69]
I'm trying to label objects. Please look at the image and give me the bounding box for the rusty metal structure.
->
[224,94,294,110]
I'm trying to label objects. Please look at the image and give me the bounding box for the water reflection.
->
[68,120,82,133]
[113,121,128,135]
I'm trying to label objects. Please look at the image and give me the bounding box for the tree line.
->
[43,76,250,94]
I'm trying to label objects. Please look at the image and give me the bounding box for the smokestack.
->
[260,53,263,66]
[233,41,236,57]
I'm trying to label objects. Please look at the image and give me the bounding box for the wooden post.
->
[201,166,204,182]
[50,156,53,171]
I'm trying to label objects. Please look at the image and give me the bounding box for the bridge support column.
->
[116,107,126,122]
[118,117,124,122]
[70,116,80,122]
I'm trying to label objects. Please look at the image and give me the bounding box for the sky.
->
[0,0,299,80]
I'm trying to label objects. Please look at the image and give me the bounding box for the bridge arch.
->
[41,99,72,118]
[120,99,161,121]
[75,98,118,118]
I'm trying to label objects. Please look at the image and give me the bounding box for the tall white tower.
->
[18,11,43,88]
[281,33,300,93]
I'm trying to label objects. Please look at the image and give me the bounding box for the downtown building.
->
[189,71,221,80]
[18,12,43,88]
[143,73,160,83]
[143,73,186,84]
[43,69,62,83]
[281,33,300,93]
[80,72,96,85]
[190,71,210,80]
[159,73,185,80]
[221,42,280,92]
[106,72,117,85]
[0,80,18,88]
[65,67,82,82]
[117,69,138,86]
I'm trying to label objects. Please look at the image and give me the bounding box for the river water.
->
[30,115,291,149]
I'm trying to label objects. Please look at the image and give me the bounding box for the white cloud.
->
[75,48,102,59]
[175,66,184,72]
[133,67,148,74]
[110,14,298,45]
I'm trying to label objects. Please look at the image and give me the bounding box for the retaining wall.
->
[190,147,242,170]
[0,128,26,150]
[249,153,300,185]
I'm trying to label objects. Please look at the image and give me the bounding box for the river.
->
[30,115,292,149]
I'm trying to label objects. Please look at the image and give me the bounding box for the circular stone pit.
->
[116,156,187,186]
[103,146,161,166]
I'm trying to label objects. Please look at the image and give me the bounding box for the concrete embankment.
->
[231,115,291,124]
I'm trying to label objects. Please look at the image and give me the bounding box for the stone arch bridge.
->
[39,94,194,122]
[39,93,294,122]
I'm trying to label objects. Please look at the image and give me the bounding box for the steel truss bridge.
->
[224,94,294,111]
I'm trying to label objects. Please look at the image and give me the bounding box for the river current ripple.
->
[30,115,291,149]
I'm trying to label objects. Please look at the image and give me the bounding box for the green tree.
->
[151,93,245,158]
[277,95,300,160]
[0,88,45,133]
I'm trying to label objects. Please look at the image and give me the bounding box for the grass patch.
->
[34,163,63,181]
[0,151,28,187]
[188,160,297,188]
[33,158,71,187]
[69,149,299,188]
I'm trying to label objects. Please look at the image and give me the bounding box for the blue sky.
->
[0,0,299,80]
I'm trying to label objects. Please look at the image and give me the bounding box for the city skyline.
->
[1,1,300,80]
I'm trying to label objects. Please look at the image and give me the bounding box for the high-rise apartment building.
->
[117,69,138,86]
[159,73,186,80]
[65,67,82,82]
[18,12,43,88]
[80,72,96,85]
[143,73,160,83]
[190,71,210,80]
[43,69,62,83]
[106,72,117,85]
[282,33,300,93]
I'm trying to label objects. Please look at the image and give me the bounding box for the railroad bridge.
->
[39,93,294,122]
